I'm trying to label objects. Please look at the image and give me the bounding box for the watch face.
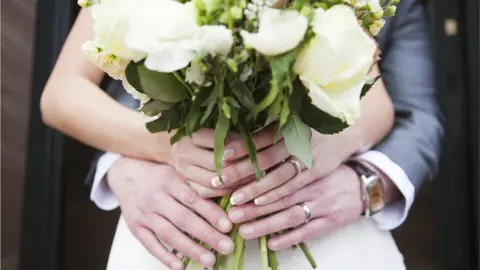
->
[368,176,385,212]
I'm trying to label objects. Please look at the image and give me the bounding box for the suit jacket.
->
[85,0,444,193]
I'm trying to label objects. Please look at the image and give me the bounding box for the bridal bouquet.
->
[79,0,397,268]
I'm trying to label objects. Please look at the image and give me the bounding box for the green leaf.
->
[141,100,174,117]
[170,126,187,145]
[360,75,381,98]
[279,97,291,131]
[126,61,188,103]
[214,112,230,182]
[289,79,308,114]
[299,102,349,134]
[185,88,211,135]
[269,49,299,93]
[281,114,313,169]
[229,79,256,113]
[238,117,263,181]
[146,108,181,133]
[221,102,231,119]
[200,86,219,126]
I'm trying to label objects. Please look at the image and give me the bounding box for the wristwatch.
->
[345,160,386,218]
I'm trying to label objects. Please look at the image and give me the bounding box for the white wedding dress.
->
[106,215,406,270]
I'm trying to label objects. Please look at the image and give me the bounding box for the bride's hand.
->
[107,157,235,269]
[170,126,289,189]
[228,165,365,250]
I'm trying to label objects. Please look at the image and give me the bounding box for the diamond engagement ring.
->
[288,158,302,177]
[298,202,311,223]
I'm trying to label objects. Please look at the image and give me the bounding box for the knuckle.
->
[172,211,188,231]
[303,225,316,240]
[183,189,200,206]
[280,195,292,208]
[286,208,303,228]
[257,150,274,168]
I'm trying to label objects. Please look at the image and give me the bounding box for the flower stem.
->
[268,247,278,270]
[299,242,317,269]
[229,230,245,270]
[259,236,269,270]
[238,245,246,270]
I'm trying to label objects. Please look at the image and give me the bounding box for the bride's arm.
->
[40,9,171,163]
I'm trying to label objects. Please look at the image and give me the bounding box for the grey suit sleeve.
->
[84,80,139,187]
[375,0,444,192]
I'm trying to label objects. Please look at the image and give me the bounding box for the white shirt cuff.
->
[90,152,122,211]
[355,150,415,231]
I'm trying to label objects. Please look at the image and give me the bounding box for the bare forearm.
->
[41,76,171,163]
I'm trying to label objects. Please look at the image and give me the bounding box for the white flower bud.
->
[78,0,100,8]
[369,19,385,36]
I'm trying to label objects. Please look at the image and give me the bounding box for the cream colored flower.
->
[82,40,129,79]
[125,0,233,72]
[121,79,151,104]
[240,8,308,55]
[294,5,377,124]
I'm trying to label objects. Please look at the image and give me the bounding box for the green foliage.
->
[238,117,263,181]
[281,114,313,169]
[126,61,189,103]
[361,75,381,98]
[141,100,174,117]
[185,88,212,135]
[146,106,182,133]
[214,112,230,182]
[300,102,348,135]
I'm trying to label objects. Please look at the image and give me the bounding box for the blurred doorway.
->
[1,1,37,270]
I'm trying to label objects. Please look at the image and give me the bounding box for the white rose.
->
[82,40,130,79]
[240,8,308,56]
[125,0,233,73]
[90,0,146,62]
[294,5,377,124]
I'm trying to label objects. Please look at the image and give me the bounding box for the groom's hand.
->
[228,165,401,250]
[107,157,235,269]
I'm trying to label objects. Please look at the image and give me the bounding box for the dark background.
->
[2,0,479,269]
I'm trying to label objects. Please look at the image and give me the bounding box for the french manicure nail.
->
[254,196,267,205]
[171,261,183,270]
[200,253,215,266]
[229,210,244,222]
[230,193,244,205]
[240,225,254,237]
[219,239,234,254]
[223,148,235,161]
[219,217,232,231]
[211,175,225,187]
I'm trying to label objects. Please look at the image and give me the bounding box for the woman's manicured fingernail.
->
[240,225,254,237]
[254,196,267,205]
[211,175,225,187]
[229,210,244,222]
[200,253,215,266]
[230,193,244,205]
[171,261,183,270]
[219,217,232,231]
[219,239,234,254]
[268,240,280,251]
[223,148,235,161]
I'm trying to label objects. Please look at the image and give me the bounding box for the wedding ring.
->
[298,202,311,223]
[287,158,302,177]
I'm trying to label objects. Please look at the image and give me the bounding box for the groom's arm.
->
[356,0,444,230]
